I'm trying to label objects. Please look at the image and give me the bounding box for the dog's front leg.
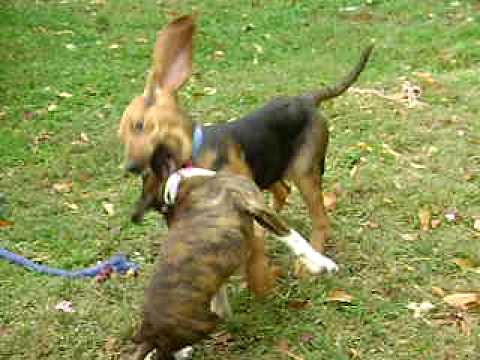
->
[277,229,338,274]
[210,285,232,319]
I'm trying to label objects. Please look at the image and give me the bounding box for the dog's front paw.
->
[174,346,193,360]
[301,252,338,274]
[278,229,339,275]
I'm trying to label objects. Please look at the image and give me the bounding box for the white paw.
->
[174,346,193,360]
[277,229,339,274]
[301,252,338,274]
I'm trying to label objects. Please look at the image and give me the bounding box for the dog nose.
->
[124,160,142,174]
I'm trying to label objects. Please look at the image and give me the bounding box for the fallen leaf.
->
[72,132,90,145]
[203,87,217,95]
[33,132,51,145]
[349,348,360,359]
[323,191,336,211]
[287,299,311,310]
[432,311,471,336]
[349,164,359,178]
[326,289,353,303]
[432,286,446,297]
[135,37,148,44]
[418,208,431,231]
[401,233,418,241]
[108,43,120,49]
[53,181,73,193]
[64,202,79,212]
[299,332,314,344]
[212,331,234,352]
[213,50,225,59]
[413,71,437,85]
[54,300,75,313]
[275,339,304,360]
[0,220,13,228]
[407,301,434,318]
[102,202,115,216]
[103,336,118,356]
[47,104,58,112]
[431,218,441,229]
[57,91,73,98]
[443,293,480,311]
[365,219,380,229]
[473,218,480,232]
[452,258,475,270]
[444,209,458,222]
[65,43,77,50]
[0,326,10,337]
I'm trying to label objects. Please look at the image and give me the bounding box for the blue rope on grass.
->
[0,248,139,278]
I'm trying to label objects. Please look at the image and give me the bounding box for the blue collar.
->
[191,125,203,161]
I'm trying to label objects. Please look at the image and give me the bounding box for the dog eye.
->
[134,121,144,132]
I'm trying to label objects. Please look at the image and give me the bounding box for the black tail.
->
[310,44,374,105]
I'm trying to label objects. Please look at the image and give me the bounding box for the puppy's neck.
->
[164,167,216,206]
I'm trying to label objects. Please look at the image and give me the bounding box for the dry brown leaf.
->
[365,220,380,229]
[431,218,441,229]
[275,339,304,360]
[0,326,11,337]
[349,348,360,359]
[0,220,13,228]
[413,71,437,85]
[431,286,446,297]
[33,132,51,145]
[299,332,314,344]
[326,289,353,303]
[102,202,115,216]
[323,191,337,211]
[418,208,431,231]
[452,258,475,270]
[287,299,311,310]
[433,312,471,336]
[443,293,480,310]
[52,181,73,193]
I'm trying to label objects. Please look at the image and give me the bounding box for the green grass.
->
[1,0,480,359]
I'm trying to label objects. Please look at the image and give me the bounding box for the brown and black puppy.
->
[128,150,296,360]
[118,15,374,253]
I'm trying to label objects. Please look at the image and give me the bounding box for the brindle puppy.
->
[129,157,294,359]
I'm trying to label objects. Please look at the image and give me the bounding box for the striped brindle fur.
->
[129,154,293,360]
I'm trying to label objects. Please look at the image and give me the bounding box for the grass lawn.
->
[1,0,479,359]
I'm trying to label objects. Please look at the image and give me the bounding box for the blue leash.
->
[0,248,139,279]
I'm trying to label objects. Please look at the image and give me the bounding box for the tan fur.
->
[119,15,371,252]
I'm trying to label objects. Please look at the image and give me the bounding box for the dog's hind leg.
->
[246,224,273,297]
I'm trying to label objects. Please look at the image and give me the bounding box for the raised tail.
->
[310,44,374,105]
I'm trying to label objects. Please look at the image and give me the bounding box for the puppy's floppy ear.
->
[232,190,290,236]
[148,15,195,95]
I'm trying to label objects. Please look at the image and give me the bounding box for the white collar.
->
[164,167,216,206]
